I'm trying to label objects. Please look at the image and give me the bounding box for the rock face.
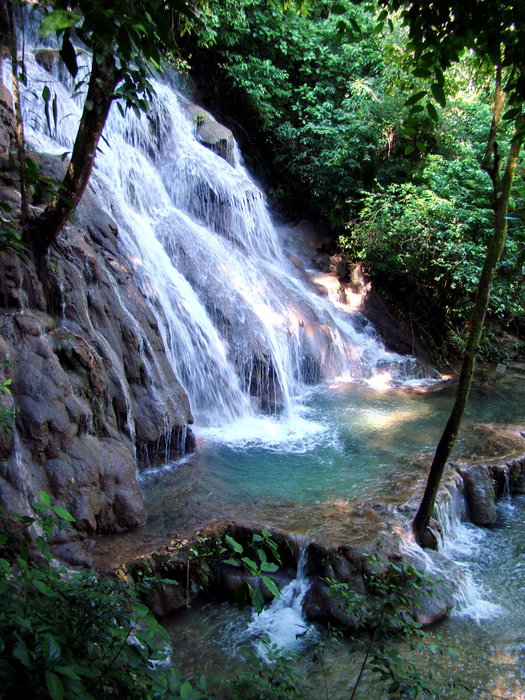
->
[0,84,15,154]
[459,464,497,525]
[183,103,235,165]
[0,161,194,539]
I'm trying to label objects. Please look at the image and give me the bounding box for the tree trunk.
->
[26,49,118,261]
[412,76,524,545]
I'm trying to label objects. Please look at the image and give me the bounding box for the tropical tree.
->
[372,0,525,545]
[2,0,202,263]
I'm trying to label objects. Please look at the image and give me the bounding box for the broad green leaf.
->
[39,490,51,506]
[13,641,31,667]
[252,586,266,614]
[404,90,427,106]
[60,33,78,79]
[51,505,76,522]
[224,534,243,554]
[430,82,446,108]
[412,67,431,78]
[43,634,62,664]
[241,556,258,573]
[33,578,52,596]
[434,66,445,87]
[260,561,279,573]
[222,558,241,567]
[168,668,182,693]
[262,575,281,599]
[45,671,64,700]
[55,666,81,680]
[235,582,250,610]
[426,102,439,122]
[180,681,200,699]
[40,11,81,37]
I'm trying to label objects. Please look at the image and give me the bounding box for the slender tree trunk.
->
[2,0,28,224]
[412,72,524,545]
[26,49,118,261]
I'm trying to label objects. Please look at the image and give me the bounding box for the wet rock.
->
[143,582,187,617]
[508,456,525,494]
[183,102,236,165]
[0,84,15,153]
[197,121,235,164]
[459,464,497,525]
[404,549,461,626]
[35,49,61,73]
[303,578,361,628]
[52,541,94,568]
[489,463,511,499]
[0,174,193,540]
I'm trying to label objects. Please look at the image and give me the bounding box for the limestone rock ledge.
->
[0,169,194,539]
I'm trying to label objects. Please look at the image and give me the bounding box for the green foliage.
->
[191,0,414,225]
[232,638,307,699]
[35,0,202,112]
[0,364,15,438]
[0,496,209,700]
[328,556,463,699]
[341,133,525,356]
[222,529,282,613]
[378,0,525,129]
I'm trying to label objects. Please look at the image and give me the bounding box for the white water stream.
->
[13,42,418,434]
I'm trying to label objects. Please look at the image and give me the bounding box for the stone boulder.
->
[183,102,235,165]
[508,456,525,493]
[459,464,497,525]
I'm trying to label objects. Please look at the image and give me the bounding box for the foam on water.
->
[435,489,504,623]
[198,413,327,452]
[242,550,315,659]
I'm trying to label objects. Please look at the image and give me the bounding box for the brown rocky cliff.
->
[0,154,194,542]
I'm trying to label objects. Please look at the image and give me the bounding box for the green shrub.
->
[0,494,209,700]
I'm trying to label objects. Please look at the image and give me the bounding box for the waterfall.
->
[408,477,503,622]
[242,548,315,658]
[13,40,418,429]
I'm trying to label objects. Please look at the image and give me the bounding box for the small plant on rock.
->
[222,529,282,613]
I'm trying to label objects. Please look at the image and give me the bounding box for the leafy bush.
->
[222,529,282,613]
[0,494,209,700]
[342,147,525,356]
[189,0,411,226]
[328,556,463,699]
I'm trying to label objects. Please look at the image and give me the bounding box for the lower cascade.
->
[242,548,314,658]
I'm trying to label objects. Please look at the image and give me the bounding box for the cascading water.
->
[242,548,315,658]
[15,41,417,430]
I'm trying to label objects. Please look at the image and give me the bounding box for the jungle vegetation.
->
[187,0,525,363]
